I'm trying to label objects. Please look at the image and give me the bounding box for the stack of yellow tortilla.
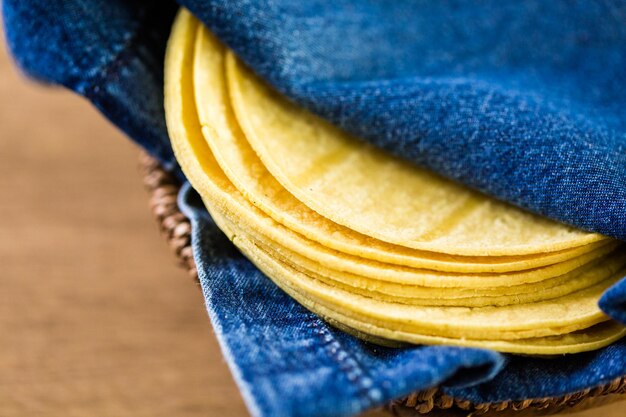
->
[164,10,626,354]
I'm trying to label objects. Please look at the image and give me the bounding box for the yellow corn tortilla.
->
[206,198,625,302]
[195,165,617,287]
[223,215,626,307]
[228,226,619,340]
[209,207,619,339]
[314,315,626,355]
[212,210,620,342]
[167,10,619,290]
[210,209,626,354]
[192,25,608,272]
[226,50,608,256]
[164,10,626,353]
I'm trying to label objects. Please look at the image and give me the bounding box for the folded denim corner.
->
[2,0,180,171]
[438,348,506,389]
[600,278,626,326]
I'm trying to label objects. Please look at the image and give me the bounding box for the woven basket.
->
[139,151,626,416]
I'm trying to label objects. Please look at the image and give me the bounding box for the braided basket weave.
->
[139,152,626,416]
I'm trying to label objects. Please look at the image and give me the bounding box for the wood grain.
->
[0,29,622,417]
[0,33,249,416]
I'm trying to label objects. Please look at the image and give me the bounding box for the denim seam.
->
[305,315,382,408]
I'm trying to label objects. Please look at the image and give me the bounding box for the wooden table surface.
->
[0,30,624,417]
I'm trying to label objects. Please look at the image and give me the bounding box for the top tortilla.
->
[226,51,607,256]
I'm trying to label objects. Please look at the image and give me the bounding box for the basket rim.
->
[139,151,626,416]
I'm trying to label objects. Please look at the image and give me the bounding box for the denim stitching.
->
[305,315,383,408]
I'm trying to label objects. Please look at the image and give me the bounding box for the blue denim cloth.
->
[4,1,626,416]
